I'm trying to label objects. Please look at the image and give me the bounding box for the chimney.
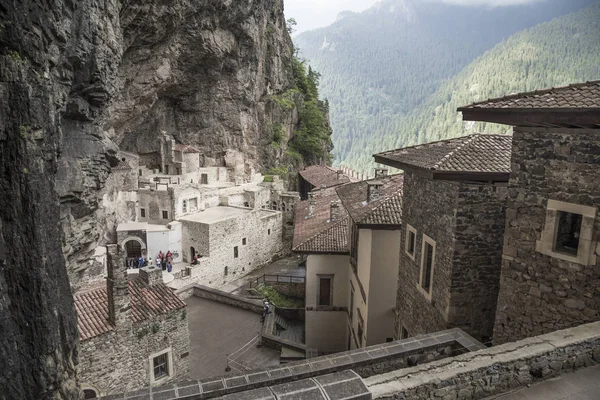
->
[330,201,341,222]
[140,265,163,286]
[106,244,131,330]
[367,181,383,203]
[308,192,315,217]
[375,168,388,178]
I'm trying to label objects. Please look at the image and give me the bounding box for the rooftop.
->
[336,174,404,227]
[112,160,132,170]
[299,165,352,190]
[174,143,201,153]
[292,187,349,254]
[373,134,512,181]
[457,81,600,128]
[116,222,170,232]
[179,206,251,224]
[459,80,600,110]
[74,278,186,341]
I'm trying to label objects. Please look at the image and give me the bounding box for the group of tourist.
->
[155,250,174,273]
[126,250,174,272]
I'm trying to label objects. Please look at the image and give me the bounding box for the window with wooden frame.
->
[140,208,146,218]
[418,234,436,300]
[317,275,334,306]
[357,308,364,347]
[149,348,173,384]
[162,210,169,220]
[405,224,417,259]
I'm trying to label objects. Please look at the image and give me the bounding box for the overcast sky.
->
[284,0,543,34]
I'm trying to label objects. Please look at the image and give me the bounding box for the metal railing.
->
[249,274,305,288]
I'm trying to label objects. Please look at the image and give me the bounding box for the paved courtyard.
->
[488,364,600,400]
[185,296,280,379]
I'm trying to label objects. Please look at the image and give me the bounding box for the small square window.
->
[234,246,239,258]
[242,238,247,245]
[268,229,271,235]
[153,353,168,379]
[140,208,146,218]
[162,210,168,220]
[554,211,582,256]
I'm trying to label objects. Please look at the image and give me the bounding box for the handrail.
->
[248,274,305,288]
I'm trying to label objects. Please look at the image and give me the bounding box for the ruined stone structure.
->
[375,134,510,343]
[459,81,600,344]
[75,245,189,396]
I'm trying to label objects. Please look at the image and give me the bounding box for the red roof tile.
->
[336,174,404,227]
[74,278,186,341]
[292,186,349,254]
[299,165,352,189]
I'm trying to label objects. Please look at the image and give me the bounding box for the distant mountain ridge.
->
[294,0,598,172]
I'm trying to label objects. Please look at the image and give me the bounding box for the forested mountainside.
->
[294,0,597,172]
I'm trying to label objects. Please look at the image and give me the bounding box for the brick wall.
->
[494,129,600,344]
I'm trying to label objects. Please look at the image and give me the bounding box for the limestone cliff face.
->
[58,0,307,287]
[1,0,305,397]
[0,0,121,397]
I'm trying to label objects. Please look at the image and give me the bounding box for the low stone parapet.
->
[366,321,600,399]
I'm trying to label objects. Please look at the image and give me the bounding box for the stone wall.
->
[449,183,507,343]
[494,129,600,344]
[395,173,458,339]
[138,188,174,224]
[367,321,600,400]
[78,308,190,396]
[178,209,284,289]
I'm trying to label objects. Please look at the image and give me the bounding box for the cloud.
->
[435,0,544,5]
[284,0,377,34]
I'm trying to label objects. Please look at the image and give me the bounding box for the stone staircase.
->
[274,313,308,362]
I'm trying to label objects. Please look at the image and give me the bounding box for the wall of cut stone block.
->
[78,308,190,396]
[494,129,600,344]
[394,173,458,340]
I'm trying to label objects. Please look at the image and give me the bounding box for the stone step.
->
[305,347,319,359]
[280,346,305,362]
[275,314,290,330]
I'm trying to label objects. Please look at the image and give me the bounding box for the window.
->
[268,229,271,235]
[244,202,249,208]
[182,200,188,214]
[401,326,409,339]
[140,208,146,218]
[153,353,168,379]
[405,224,417,259]
[317,275,333,306]
[234,246,239,258]
[189,197,198,212]
[162,210,169,220]
[536,200,597,265]
[554,211,582,256]
[242,238,247,245]
[139,169,143,176]
[149,348,173,384]
[201,174,208,184]
[418,234,436,299]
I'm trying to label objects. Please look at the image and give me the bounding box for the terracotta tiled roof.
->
[374,134,512,175]
[112,160,132,170]
[75,278,186,341]
[174,144,201,153]
[458,81,600,110]
[299,165,352,189]
[75,286,113,341]
[336,174,404,226]
[292,186,349,254]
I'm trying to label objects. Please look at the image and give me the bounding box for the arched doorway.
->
[83,389,98,399]
[125,240,142,258]
[122,237,146,269]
